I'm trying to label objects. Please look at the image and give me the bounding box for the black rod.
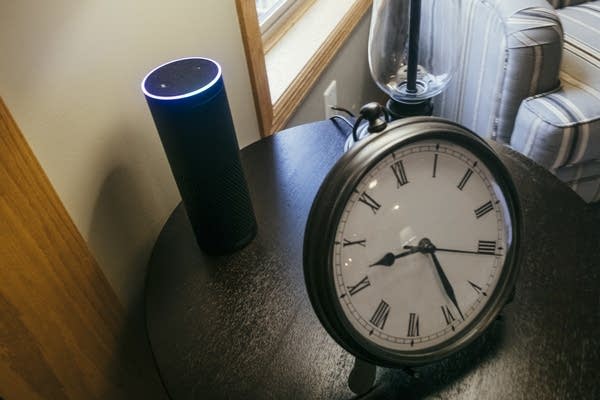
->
[406,0,422,94]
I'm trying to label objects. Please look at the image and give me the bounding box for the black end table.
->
[145,120,600,399]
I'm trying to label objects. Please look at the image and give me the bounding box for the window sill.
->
[236,0,372,136]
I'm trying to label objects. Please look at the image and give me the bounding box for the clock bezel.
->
[303,117,522,367]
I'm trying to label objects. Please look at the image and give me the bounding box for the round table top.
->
[145,120,600,400]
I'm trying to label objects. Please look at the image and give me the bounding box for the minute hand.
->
[429,251,465,320]
[404,245,501,256]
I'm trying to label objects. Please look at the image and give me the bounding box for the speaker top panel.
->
[142,57,222,100]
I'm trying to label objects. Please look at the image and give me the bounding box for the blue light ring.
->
[141,56,223,101]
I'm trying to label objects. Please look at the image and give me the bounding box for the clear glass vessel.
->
[369,0,461,104]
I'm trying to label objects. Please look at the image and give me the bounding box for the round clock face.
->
[304,119,520,366]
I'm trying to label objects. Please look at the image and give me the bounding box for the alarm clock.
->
[303,117,521,367]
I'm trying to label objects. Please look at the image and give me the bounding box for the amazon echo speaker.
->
[142,57,257,255]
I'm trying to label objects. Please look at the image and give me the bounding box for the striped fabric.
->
[511,79,600,169]
[436,0,563,144]
[555,160,600,202]
[548,0,590,8]
[510,1,600,202]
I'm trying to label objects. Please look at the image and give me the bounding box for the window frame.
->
[259,0,316,53]
[236,0,373,137]
[257,0,301,33]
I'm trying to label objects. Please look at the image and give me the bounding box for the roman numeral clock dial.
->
[304,121,519,367]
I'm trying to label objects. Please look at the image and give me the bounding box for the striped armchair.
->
[436,0,600,202]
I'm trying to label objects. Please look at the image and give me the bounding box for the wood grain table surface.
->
[146,120,600,400]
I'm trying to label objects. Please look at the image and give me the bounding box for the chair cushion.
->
[510,1,600,170]
[555,160,600,202]
[548,0,592,9]
[436,0,563,144]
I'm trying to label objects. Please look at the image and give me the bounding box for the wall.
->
[0,1,377,320]
[0,0,260,314]
[0,98,167,400]
[287,13,385,128]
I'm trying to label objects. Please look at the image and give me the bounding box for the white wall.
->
[0,1,378,316]
[0,0,260,312]
[287,13,385,127]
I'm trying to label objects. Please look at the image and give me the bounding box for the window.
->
[236,0,372,136]
[256,0,298,32]
[256,0,313,52]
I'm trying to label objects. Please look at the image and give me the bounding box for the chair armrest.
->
[511,83,600,170]
[437,0,563,143]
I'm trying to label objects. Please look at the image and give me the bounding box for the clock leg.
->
[348,357,376,395]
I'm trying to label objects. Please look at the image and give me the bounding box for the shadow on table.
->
[356,318,506,400]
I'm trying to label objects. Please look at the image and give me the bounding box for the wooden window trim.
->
[236,0,373,137]
[261,0,317,53]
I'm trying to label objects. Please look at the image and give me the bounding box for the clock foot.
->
[348,357,376,395]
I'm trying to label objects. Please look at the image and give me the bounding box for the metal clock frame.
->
[303,117,522,368]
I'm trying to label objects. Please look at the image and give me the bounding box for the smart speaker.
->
[142,57,257,255]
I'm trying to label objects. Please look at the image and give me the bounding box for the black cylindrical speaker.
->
[142,57,257,255]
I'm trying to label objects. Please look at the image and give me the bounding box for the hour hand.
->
[370,247,420,267]
[370,253,396,267]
